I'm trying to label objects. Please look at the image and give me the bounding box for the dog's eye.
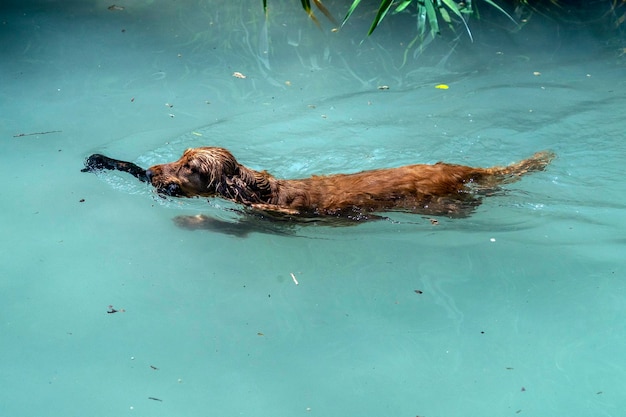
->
[184,163,201,175]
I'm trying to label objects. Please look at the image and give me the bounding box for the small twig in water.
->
[13,130,62,138]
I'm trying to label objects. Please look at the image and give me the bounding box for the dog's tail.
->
[484,150,555,184]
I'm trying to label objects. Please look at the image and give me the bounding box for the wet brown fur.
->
[145,147,555,219]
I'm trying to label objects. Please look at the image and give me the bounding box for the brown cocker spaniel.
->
[82,147,554,222]
[135,147,554,220]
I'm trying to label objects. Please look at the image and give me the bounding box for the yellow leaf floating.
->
[435,84,449,89]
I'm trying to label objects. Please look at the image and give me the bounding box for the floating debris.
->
[107,305,125,314]
[13,130,62,138]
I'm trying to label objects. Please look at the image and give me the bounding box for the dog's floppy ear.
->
[219,175,254,202]
[188,148,239,190]
[230,167,275,203]
[217,167,268,203]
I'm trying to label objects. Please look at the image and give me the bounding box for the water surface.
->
[1,1,625,416]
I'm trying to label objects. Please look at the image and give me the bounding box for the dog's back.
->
[266,151,555,217]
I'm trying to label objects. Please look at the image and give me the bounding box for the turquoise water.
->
[1,1,625,416]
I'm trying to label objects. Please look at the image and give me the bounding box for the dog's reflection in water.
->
[172,208,393,237]
[172,213,296,237]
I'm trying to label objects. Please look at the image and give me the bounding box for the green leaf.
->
[424,0,440,36]
[394,0,413,14]
[417,3,427,37]
[342,0,362,27]
[439,0,461,18]
[482,0,519,28]
[439,6,451,24]
[440,0,473,41]
[367,0,394,36]
[300,0,312,14]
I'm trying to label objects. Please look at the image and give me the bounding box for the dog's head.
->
[146,147,239,198]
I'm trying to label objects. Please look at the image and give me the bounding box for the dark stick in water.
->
[81,154,148,182]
